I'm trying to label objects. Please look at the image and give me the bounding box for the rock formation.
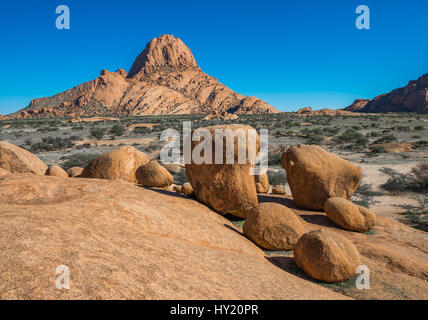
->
[10,35,278,118]
[0,173,345,299]
[281,145,362,210]
[344,73,428,113]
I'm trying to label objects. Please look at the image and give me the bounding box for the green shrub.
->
[351,181,381,208]
[267,171,287,186]
[110,124,125,136]
[90,128,106,139]
[61,153,100,170]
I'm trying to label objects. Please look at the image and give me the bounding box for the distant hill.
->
[10,35,278,118]
[345,73,428,113]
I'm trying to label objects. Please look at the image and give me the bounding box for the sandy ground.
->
[354,162,420,219]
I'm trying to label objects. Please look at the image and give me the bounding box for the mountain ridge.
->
[10,34,278,118]
[345,73,428,114]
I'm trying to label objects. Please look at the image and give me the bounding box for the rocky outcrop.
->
[80,146,149,183]
[243,202,304,250]
[294,229,361,283]
[45,166,68,179]
[344,99,370,112]
[185,124,259,218]
[324,197,376,232]
[345,73,428,113]
[136,160,173,188]
[0,141,47,175]
[10,35,278,118]
[0,173,345,299]
[281,145,362,210]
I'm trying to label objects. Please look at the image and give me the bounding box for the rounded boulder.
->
[136,160,173,188]
[80,146,149,183]
[324,197,376,232]
[243,202,304,250]
[294,229,361,283]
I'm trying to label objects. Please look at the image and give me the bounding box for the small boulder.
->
[80,146,149,183]
[243,202,304,250]
[181,182,194,196]
[67,167,84,178]
[324,197,376,232]
[272,185,286,195]
[255,172,270,193]
[45,166,68,179]
[282,145,362,210]
[294,229,361,283]
[0,141,47,175]
[136,160,173,188]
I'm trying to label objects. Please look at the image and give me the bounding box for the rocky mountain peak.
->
[128,34,198,78]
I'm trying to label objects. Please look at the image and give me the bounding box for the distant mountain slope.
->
[11,35,278,118]
[345,73,428,113]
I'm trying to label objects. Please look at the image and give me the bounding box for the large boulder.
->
[0,141,47,175]
[281,145,362,210]
[136,160,173,188]
[294,229,361,283]
[243,202,304,250]
[45,166,68,179]
[324,197,376,232]
[255,172,270,193]
[80,146,149,183]
[67,166,84,177]
[185,124,260,218]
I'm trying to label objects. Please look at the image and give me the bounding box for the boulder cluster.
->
[0,125,377,284]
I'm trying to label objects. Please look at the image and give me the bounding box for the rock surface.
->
[294,229,361,283]
[0,173,345,299]
[136,160,173,188]
[0,141,47,175]
[10,35,278,118]
[243,202,304,250]
[281,145,362,210]
[80,146,149,183]
[185,124,260,218]
[45,166,68,179]
[324,197,376,232]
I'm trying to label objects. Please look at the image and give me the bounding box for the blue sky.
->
[1,0,427,114]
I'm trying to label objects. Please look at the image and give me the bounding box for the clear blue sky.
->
[1,0,427,114]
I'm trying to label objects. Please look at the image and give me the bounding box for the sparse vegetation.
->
[61,153,100,170]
